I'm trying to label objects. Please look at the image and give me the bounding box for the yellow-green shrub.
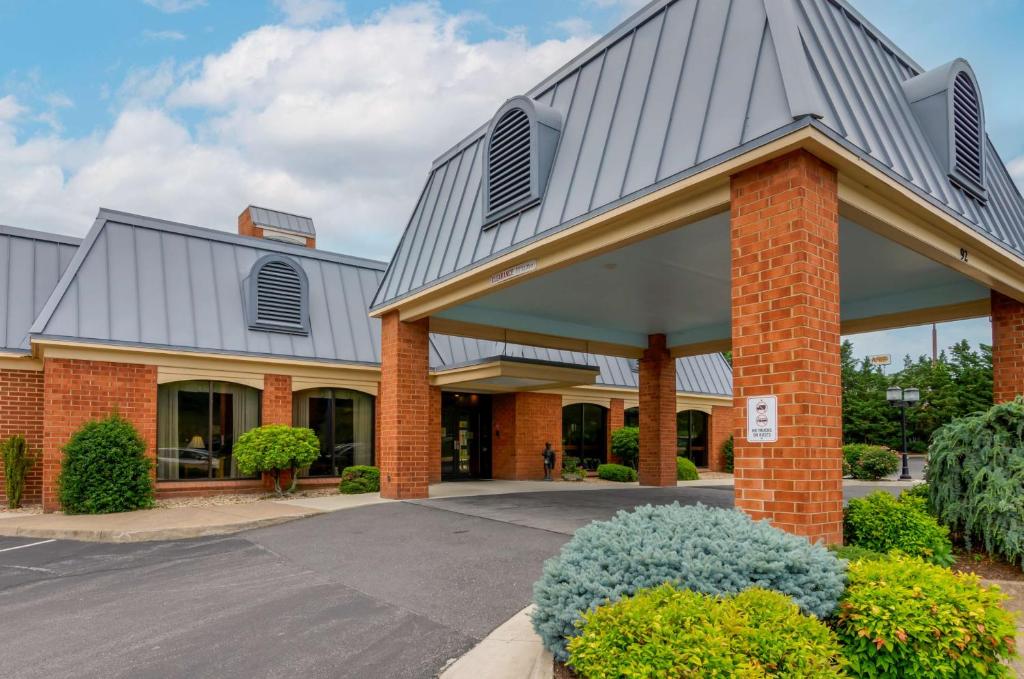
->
[844,491,953,566]
[568,585,844,678]
[676,456,698,480]
[835,555,1018,677]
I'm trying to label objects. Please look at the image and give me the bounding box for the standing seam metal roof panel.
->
[373,0,1024,310]
[248,206,316,237]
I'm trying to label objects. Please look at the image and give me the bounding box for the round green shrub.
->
[57,414,154,514]
[929,397,1024,565]
[843,443,899,480]
[596,463,636,482]
[234,425,320,495]
[531,503,846,662]
[609,426,639,469]
[721,434,734,473]
[568,585,844,678]
[339,465,380,494]
[844,491,953,566]
[836,555,1018,677]
[676,456,699,481]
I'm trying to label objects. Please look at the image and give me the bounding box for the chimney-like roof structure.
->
[246,206,316,238]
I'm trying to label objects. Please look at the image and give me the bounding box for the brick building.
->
[0,209,732,511]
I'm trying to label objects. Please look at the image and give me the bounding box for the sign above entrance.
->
[489,260,537,285]
[868,354,892,367]
[746,395,778,443]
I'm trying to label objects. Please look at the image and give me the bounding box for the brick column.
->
[639,334,676,486]
[606,398,625,464]
[730,150,843,545]
[992,290,1024,403]
[707,404,734,472]
[491,392,562,479]
[262,374,293,425]
[42,358,158,512]
[429,386,442,483]
[378,311,430,499]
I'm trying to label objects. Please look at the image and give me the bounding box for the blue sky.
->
[0,0,1021,363]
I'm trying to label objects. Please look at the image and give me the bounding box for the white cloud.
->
[0,3,589,259]
[142,0,205,13]
[143,29,187,41]
[0,95,25,122]
[273,0,345,26]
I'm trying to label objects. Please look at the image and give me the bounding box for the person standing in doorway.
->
[542,442,556,481]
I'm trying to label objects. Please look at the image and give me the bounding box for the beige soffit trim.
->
[34,339,382,382]
[841,298,991,336]
[0,354,43,371]
[158,366,264,390]
[291,378,379,395]
[670,339,733,358]
[428,317,645,359]
[430,359,599,389]
[377,125,1024,346]
[677,393,732,411]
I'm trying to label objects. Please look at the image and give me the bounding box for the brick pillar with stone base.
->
[378,311,430,499]
[638,334,676,486]
[992,290,1024,403]
[730,150,843,545]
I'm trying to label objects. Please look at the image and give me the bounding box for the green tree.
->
[233,425,320,496]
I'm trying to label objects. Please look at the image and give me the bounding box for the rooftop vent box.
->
[245,254,310,335]
[240,206,317,247]
[902,59,987,201]
[484,96,563,227]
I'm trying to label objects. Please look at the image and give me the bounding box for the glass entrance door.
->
[440,393,492,480]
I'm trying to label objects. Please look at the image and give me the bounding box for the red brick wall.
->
[491,392,561,480]
[42,358,158,512]
[262,374,293,425]
[992,290,1024,403]
[0,368,44,506]
[378,312,430,499]
[606,398,625,464]
[707,404,734,472]
[429,386,441,483]
[730,150,843,545]
[639,335,676,486]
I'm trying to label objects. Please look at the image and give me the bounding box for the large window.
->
[294,389,375,476]
[677,410,709,467]
[624,407,639,428]
[562,403,607,471]
[157,381,261,481]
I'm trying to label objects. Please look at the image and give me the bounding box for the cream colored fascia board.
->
[670,339,732,358]
[158,367,265,390]
[291,377,379,396]
[0,354,43,371]
[429,359,599,388]
[33,339,381,384]
[841,298,990,336]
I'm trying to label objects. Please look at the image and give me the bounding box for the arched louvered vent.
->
[247,255,309,335]
[487,108,533,218]
[952,71,983,187]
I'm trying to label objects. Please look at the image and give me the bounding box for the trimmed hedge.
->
[843,443,899,480]
[339,465,380,494]
[57,415,154,514]
[836,555,1018,677]
[929,397,1024,565]
[609,427,639,470]
[568,585,844,678]
[531,503,845,662]
[234,425,320,495]
[844,491,953,566]
[596,463,636,482]
[676,456,699,481]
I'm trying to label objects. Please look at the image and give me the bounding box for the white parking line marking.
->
[0,539,56,553]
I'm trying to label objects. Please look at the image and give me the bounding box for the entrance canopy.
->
[431,355,600,393]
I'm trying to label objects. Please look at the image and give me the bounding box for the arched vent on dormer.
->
[484,96,562,227]
[246,255,310,335]
[952,71,983,187]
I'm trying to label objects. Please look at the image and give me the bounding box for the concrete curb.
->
[440,605,551,679]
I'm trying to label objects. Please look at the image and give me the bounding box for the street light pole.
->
[886,386,919,481]
[899,403,910,481]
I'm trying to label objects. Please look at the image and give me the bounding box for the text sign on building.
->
[868,354,892,367]
[489,260,537,285]
[746,395,778,443]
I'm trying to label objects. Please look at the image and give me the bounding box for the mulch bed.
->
[553,660,578,679]
[952,546,1024,582]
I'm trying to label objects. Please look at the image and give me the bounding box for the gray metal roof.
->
[373,0,1024,309]
[247,206,316,237]
[30,209,385,365]
[0,225,80,353]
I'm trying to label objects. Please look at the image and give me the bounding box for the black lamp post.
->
[886,386,920,481]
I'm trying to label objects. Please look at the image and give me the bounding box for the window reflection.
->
[677,410,709,467]
[562,403,608,470]
[294,389,375,476]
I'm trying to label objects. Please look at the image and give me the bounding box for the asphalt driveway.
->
[0,482,894,679]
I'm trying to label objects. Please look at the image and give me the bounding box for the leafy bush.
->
[596,463,636,482]
[899,482,933,514]
[836,555,1018,677]
[2,435,35,509]
[531,503,846,662]
[844,491,953,566]
[721,434,734,473]
[929,398,1024,565]
[234,425,320,496]
[339,465,380,494]
[568,585,844,678]
[57,415,154,514]
[561,456,585,481]
[676,456,699,481]
[828,544,887,563]
[609,426,639,469]
[843,443,898,480]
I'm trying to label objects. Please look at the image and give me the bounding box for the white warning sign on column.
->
[746,395,778,443]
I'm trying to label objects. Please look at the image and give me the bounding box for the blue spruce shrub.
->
[531,503,846,662]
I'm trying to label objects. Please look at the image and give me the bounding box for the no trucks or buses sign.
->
[746,395,778,443]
